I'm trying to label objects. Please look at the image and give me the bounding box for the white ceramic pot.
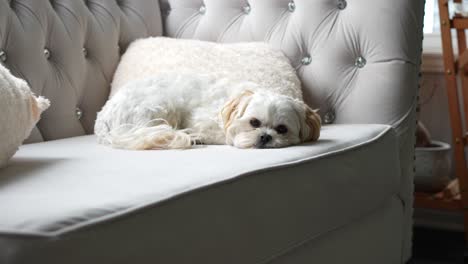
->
[415,140,452,193]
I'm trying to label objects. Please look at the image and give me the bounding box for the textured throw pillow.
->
[0,64,50,168]
[111,37,302,99]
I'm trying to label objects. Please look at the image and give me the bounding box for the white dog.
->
[95,73,321,150]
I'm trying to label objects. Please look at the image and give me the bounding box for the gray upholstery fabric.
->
[0,124,401,263]
[161,0,422,126]
[0,0,163,141]
[269,197,404,264]
[1,199,404,264]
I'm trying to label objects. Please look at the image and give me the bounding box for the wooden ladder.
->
[414,0,468,244]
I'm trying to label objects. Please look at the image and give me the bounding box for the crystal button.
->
[44,49,50,59]
[243,5,251,14]
[355,56,366,68]
[338,0,347,10]
[76,107,83,120]
[301,56,312,65]
[0,50,6,62]
[288,2,296,12]
[199,5,206,14]
[83,47,88,57]
[324,111,335,124]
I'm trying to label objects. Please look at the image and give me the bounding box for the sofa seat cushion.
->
[0,124,401,263]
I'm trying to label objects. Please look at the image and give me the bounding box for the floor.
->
[409,227,466,263]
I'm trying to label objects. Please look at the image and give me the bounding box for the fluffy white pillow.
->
[111,37,302,99]
[0,64,50,168]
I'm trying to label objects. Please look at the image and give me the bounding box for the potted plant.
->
[414,121,452,192]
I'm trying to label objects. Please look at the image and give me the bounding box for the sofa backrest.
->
[161,0,424,128]
[0,0,162,142]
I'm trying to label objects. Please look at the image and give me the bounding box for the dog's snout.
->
[260,134,272,145]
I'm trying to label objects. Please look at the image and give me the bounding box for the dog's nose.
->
[260,134,272,145]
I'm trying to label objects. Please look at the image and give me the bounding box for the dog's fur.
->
[95,73,321,150]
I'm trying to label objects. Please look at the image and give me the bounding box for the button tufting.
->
[83,47,88,57]
[324,110,335,124]
[0,50,6,62]
[199,5,206,14]
[288,2,296,12]
[75,107,83,120]
[337,0,347,10]
[301,56,312,65]
[355,56,366,68]
[44,48,50,59]
[243,4,251,14]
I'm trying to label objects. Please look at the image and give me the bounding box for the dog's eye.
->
[276,125,288,134]
[250,118,261,128]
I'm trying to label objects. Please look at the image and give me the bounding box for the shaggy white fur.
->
[110,37,302,100]
[97,38,320,150]
[95,73,321,150]
[0,64,50,168]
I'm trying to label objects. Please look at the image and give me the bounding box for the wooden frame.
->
[414,0,468,243]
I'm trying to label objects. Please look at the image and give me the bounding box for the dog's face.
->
[221,90,321,149]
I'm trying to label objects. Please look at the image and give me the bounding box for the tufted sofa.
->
[0,0,424,263]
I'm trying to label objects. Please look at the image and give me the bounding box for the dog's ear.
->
[221,90,254,131]
[299,104,321,142]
